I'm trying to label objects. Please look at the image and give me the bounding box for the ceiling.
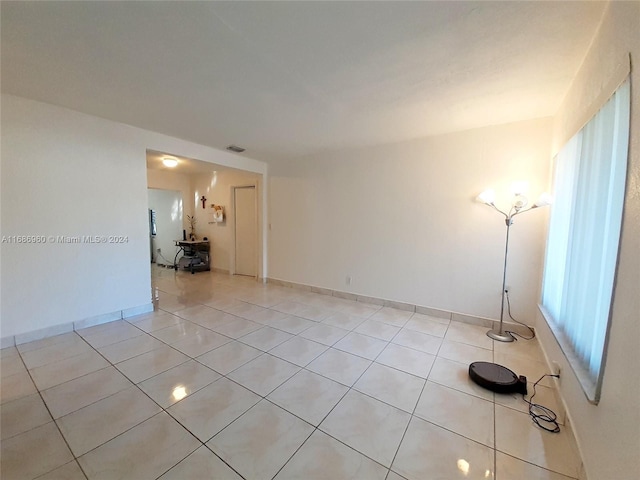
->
[1,1,606,163]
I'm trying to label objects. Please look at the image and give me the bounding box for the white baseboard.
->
[0,302,155,349]
[266,277,534,331]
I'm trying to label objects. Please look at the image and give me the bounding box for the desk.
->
[174,240,210,274]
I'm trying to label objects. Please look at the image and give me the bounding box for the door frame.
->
[230,184,259,278]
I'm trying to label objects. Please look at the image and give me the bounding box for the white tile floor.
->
[0,268,582,479]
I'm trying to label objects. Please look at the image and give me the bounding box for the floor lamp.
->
[475,187,552,342]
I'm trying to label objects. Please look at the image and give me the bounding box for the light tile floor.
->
[1,268,582,479]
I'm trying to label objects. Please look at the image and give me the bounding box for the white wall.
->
[269,117,552,323]
[147,189,183,265]
[0,94,267,340]
[191,169,261,274]
[537,3,640,479]
[146,168,194,234]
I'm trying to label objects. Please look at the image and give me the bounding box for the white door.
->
[234,186,257,277]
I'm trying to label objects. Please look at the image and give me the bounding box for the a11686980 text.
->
[1,235,129,244]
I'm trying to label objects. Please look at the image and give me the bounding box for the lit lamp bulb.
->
[475,189,495,205]
[512,195,528,210]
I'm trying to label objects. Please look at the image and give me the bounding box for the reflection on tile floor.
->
[0,269,583,479]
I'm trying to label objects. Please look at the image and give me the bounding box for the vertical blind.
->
[542,78,630,396]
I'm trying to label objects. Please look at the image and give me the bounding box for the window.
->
[541,78,630,403]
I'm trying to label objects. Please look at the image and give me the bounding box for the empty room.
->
[1,2,638,480]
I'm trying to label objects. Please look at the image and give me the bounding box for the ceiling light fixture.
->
[226,145,245,153]
[162,157,178,168]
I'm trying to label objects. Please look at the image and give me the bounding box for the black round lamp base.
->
[468,361,527,395]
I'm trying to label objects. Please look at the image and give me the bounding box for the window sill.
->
[538,304,601,405]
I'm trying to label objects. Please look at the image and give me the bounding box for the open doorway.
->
[146,150,263,280]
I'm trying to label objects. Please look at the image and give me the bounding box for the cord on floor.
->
[522,374,561,433]
[504,290,535,341]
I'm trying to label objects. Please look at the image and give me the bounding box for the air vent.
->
[226,145,245,153]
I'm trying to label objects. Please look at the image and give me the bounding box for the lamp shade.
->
[534,192,553,207]
[476,189,495,205]
[510,181,529,195]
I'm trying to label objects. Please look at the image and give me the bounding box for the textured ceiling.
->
[1,1,606,163]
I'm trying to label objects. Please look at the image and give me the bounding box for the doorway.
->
[147,150,264,281]
[233,185,257,277]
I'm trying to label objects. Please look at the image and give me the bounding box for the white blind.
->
[542,78,630,395]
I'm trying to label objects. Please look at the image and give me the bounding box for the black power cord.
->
[522,374,561,433]
[504,290,536,341]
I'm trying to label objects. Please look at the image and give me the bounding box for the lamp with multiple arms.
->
[476,186,552,342]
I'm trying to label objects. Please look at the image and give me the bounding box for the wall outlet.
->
[345,275,352,286]
[157,248,161,253]
[551,361,561,377]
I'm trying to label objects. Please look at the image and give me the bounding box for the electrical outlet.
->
[157,248,161,253]
[504,285,511,293]
[551,361,561,377]
[345,275,352,286]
